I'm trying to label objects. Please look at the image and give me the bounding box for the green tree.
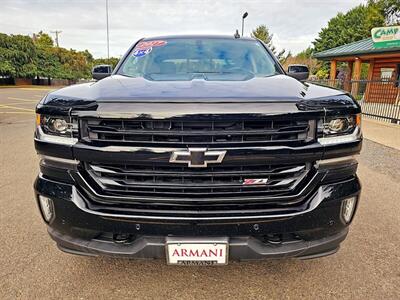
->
[283,47,320,75]
[370,0,400,25]
[55,48,92,80]
[312,3,388,75]
[313,4,385,53]
[33,31,54,48]
[0,31,98,81]
[35,47,61,80]
[33,31,59,81]
[296,47,314,59]
[81,49,94,65]
[0,33,37,78]
[92,57,120,69]
[0,33,16,76]
[251,25,287,63]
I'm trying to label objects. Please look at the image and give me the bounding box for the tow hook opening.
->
[113,233,136,244]
[261,233,303,245]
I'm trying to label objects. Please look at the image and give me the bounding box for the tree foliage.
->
[251,25,289,63]
[310,1,398,76]
[251,25,277,53]
[33,31,54,48]
[0,33,37,77]
[370,0,400,25]
[55,48,92,80]
[313,3,386,53]
[0,31,116,81]
[33,32,60,79]
[295,47,314,60]
[93,57,120,69]
[283,47,320,75]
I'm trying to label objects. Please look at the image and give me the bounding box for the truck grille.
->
[81,161,312,201]
[74,116,318,218]
[80,118,313,147]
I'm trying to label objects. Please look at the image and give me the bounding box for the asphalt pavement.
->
[0,87,399,299]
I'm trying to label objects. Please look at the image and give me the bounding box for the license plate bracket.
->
[166,237,229,266]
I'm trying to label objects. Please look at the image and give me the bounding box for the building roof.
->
[314,38,400,60]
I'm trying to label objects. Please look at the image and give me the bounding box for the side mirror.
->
[92,65,112,80]
[287,65,309,81]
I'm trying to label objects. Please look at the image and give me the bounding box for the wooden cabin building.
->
[314,37,400,104]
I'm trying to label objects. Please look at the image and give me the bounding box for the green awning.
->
[313,38,400,60]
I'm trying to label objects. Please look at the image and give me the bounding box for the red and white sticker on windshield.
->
[132,47,152,57]
[135,40,167,50]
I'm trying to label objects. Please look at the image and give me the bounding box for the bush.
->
[315,69,329,79]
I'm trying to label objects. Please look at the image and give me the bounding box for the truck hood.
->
[44,74,344,102]
[38,74,360,118]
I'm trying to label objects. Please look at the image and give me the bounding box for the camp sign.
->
[371,25,400,48]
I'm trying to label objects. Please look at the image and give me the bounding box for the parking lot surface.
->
[0,87,399,299]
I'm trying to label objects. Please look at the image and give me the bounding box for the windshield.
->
[117,38,282,81]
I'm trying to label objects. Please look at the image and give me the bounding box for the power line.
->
[50,30,62,47]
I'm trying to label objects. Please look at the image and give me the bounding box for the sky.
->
[0,0,366,58]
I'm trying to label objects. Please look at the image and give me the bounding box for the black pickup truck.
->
[34,35,362,265]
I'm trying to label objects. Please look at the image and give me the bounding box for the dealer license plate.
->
[166,237,229,266]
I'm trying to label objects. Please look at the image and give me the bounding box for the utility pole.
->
[106,0,110,59]
[50,30,62,47]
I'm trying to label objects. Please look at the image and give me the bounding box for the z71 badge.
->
[243,178,269,185]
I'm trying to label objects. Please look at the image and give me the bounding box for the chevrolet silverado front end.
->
[34,35,362,264]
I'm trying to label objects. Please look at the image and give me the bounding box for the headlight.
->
[36,114,78,144]
[318,114,361,145]
[327,118,350,133]
[322,115,360,136]
[50,118,69,133]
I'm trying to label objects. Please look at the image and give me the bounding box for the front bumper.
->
[34,174,361,261]
[49,226,348,260]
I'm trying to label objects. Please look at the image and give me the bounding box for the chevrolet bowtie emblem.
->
[169,148,227,168]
